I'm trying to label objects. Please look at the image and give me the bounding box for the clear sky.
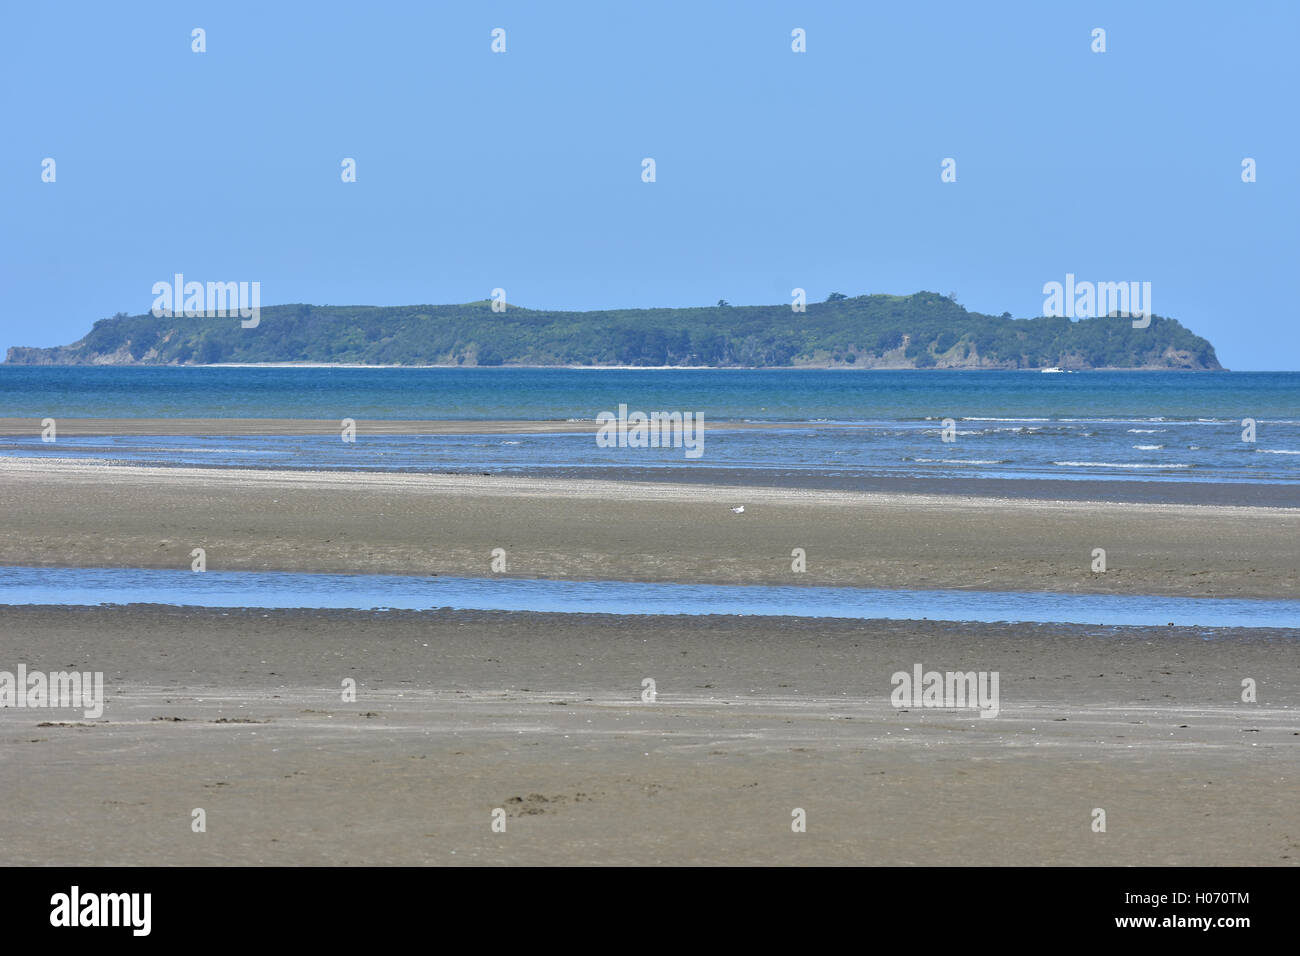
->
[2,1,1296,369]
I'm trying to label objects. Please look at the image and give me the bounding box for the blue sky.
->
[3,1,1296,369]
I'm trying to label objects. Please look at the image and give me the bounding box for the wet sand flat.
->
[1,606,1295,866]
[0,458,1296,599]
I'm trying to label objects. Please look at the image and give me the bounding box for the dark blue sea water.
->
[2,367,1298,484]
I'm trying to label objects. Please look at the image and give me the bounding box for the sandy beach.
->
[1,457,1296,866]
[2,605,1296,866]
[0,457,1296,598]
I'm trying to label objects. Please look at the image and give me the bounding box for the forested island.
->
[5,292,1222,369]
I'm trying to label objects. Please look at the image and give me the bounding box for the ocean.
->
[2,367,1298,486]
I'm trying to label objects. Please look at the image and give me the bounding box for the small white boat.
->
[1040,367,1064,374]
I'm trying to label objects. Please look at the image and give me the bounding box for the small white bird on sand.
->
[730,505,745,514]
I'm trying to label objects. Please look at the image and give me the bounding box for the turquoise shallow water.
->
[2,367,1299,484]
[1,567,1296,629]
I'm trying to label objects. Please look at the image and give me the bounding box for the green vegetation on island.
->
[5,292,1223,369]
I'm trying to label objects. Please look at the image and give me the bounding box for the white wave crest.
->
[1053,461,1192,469]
